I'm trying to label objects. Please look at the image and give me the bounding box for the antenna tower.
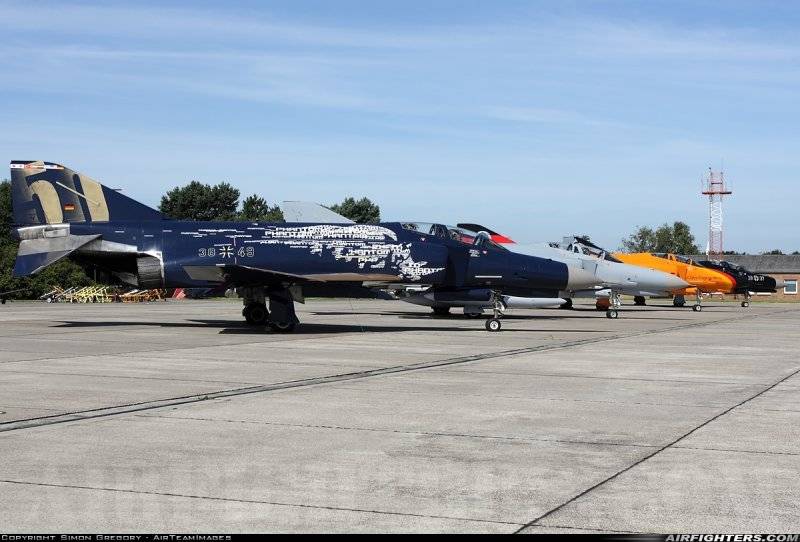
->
[701,168,732,260]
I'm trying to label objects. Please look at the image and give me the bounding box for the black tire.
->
[485,318,501,332]
[249,303,269,326]
[464,310,484,319]
[243,302,269,326]
[269,321,296,333]
[606,309,619,319]
[559,299,573,310]
[741,301,749,308]
[692,304,702,312]
[432,306,451,316]
[633,296,646,306]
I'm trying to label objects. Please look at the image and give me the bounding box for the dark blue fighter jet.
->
[9,160,596,331]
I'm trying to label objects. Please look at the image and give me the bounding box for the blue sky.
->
[1,1,798,252]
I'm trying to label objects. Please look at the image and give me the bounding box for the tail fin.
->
[10,160,162,226]
[280,201,355,223]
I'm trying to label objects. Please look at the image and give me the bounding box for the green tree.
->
[329,197,380,224]
[762,249,784,255]
[159,180,240,221]
[620,225,656,252]
[239,194,284,222]
[0,180,11,244]
[621,221,700,254]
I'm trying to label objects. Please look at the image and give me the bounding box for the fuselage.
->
[696,260,780,294]
[509,243,688,297]
[18,220,579,297]
[612,253,735,294]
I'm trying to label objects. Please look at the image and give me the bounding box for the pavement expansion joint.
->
[1,308,791,434]
[511,363,800,534]
[0,479,523,528]
[671,445,800,457]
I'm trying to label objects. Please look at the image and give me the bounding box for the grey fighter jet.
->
[456,226,689,318]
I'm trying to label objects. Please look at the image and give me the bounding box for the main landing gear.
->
[741,292,751,308]
[485,291,505,332]
[673,295,686,308]
[243,302,269,325]
[633,296,646,306]
[239,286,299,332]
[266,288,299,332]
[431,306,451,316]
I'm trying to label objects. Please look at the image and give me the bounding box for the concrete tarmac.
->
[0,299,798,533]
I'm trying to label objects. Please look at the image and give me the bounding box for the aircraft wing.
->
[182,264,327,285]
[281,201,354,223]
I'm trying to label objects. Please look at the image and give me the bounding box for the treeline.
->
[619,221,800,255]
[157,181,381,224]
[2,177,798,300]
[0,178,380,299]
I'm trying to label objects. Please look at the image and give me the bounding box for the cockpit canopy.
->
[653,253,695,265]
[699,260,744,272]
[401,222,506,251]
[564,237,622,263]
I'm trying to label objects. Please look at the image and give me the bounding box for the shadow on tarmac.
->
[53,319,613,335]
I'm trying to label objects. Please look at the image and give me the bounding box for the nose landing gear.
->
[741,292,751,308]
[485,291,505,332]
[692,291,703,312]
[605,291,622,319]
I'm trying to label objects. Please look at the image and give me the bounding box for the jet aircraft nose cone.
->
[566,266,600,290]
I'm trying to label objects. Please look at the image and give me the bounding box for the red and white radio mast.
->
[701,168,732,260]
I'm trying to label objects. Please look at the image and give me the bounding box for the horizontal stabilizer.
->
[13,233,101,276]
[281,201,354,224]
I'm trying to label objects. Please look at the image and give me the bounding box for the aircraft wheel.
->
[268,321,296,333]
[692,304,702,312]
[432,306,451,316]
[243,302,269,326]
[633,296,646,306]
[741,301,750,308]
[559,299,573,310]
[464,310,484,319]
[606,309,619,319]
[485,318,502,332]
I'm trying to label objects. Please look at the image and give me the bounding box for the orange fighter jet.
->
[611,252,735,311]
